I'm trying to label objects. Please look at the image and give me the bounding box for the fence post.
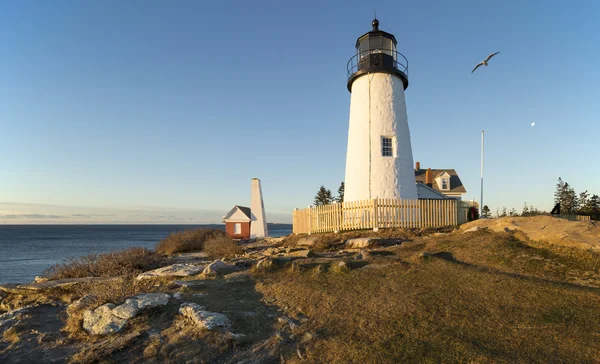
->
[333,201,340,233]
[293,208,298,234]
[373,197,379,232]
[307,205,312,235]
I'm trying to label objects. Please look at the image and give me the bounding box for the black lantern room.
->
[346,19,409,92]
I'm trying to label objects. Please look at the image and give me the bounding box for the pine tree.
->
[314,185,333,206]
[521,202,529,216]
[481,205,491,218]
[336,182,345,203]
[501,207,507,217]
[554,177,578,214]
[509,208,518,217]
[529,205,539,216]
[586,194,600,220]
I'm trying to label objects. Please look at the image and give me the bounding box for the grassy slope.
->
[256,230,600,363]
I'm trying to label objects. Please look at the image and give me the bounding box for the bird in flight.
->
[472,52,500,73]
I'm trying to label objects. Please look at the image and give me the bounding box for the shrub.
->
[44,248,167,280]
[155,229,226,256]
[203,235,243,260]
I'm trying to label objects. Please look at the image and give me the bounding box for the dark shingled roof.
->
[414,169,467,194]
[223,205,252,222]
[236,206,252,219]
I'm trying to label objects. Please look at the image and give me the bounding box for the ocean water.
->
[0,224,292,284]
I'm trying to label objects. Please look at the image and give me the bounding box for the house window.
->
[441,178,449,190]
[381,137,393,157]
[234,223,241,235]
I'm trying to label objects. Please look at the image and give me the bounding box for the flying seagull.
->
[472,52,500,73]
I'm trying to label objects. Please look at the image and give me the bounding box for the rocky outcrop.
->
[179,302,230,330]
[462,226,487,234]
[297,236,319,247]
[254,258,275,271]
[346,238,374,248]
[82,293,171,335]
[111,293,170,320]
[241,247,313,261]
[0,306,32,329]
[68,294,97,315]
[136,264,205,280]
[83,304,128,335]
[202,260,238,276]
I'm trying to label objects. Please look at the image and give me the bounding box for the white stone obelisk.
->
[250,178,268,238]
[344,19,418,202]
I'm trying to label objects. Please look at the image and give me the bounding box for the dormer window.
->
[441,178,449,190]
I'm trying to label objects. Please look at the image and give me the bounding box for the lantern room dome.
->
[346,19,409,92]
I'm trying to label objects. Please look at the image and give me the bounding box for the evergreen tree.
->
[585,194,600,220]
[554,177,578,214]
[314,185,333,206]
[578,190,590,214]
[336,182,345,203]
[529,205,539,216]
[481,205,491,218]
[509,208,518,217]
[500,207,507,217]
[521,202,530,216]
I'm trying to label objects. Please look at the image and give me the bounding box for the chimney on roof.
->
[426,168,433,187]
[415,161,420,170]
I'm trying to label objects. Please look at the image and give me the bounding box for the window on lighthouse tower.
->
[381,137,394,157]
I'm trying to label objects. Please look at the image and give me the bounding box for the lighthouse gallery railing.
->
[292,198,471,234]
[347,49,409,79]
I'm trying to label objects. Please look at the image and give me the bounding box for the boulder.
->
[83,304,127,335]
[345,238,374,248]
[202,260,237,276]
[68,294,97,315]
[112,293,170,320]
[462,226,488,234]
[297,236,319,247]
[262,248,281,257]
[34,276,49,283]
[255,258,274,271]
[282,249,312,258]
[136,264,205,280]
[179,302,230,330]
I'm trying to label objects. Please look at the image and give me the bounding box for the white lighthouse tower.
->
[344,19,418,202]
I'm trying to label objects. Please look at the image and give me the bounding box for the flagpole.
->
[480,130,484,217]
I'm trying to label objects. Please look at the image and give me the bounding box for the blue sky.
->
[1,0,599,223]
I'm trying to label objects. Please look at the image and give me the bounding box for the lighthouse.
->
[344,19,418,202]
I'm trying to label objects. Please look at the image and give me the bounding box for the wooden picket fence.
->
[292,198,472,234]
[554,214,591,222]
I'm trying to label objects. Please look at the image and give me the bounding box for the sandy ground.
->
[461,216,599,251]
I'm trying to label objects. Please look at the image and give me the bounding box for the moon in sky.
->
[531,122,535,127]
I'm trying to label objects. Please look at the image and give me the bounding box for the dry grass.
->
[44,248,167,280]
[256,230,600,363]
[203,235,243,260]
[2,327,20,344]
[155,228,226,256]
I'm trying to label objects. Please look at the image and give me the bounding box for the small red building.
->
[222,205,252,240]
